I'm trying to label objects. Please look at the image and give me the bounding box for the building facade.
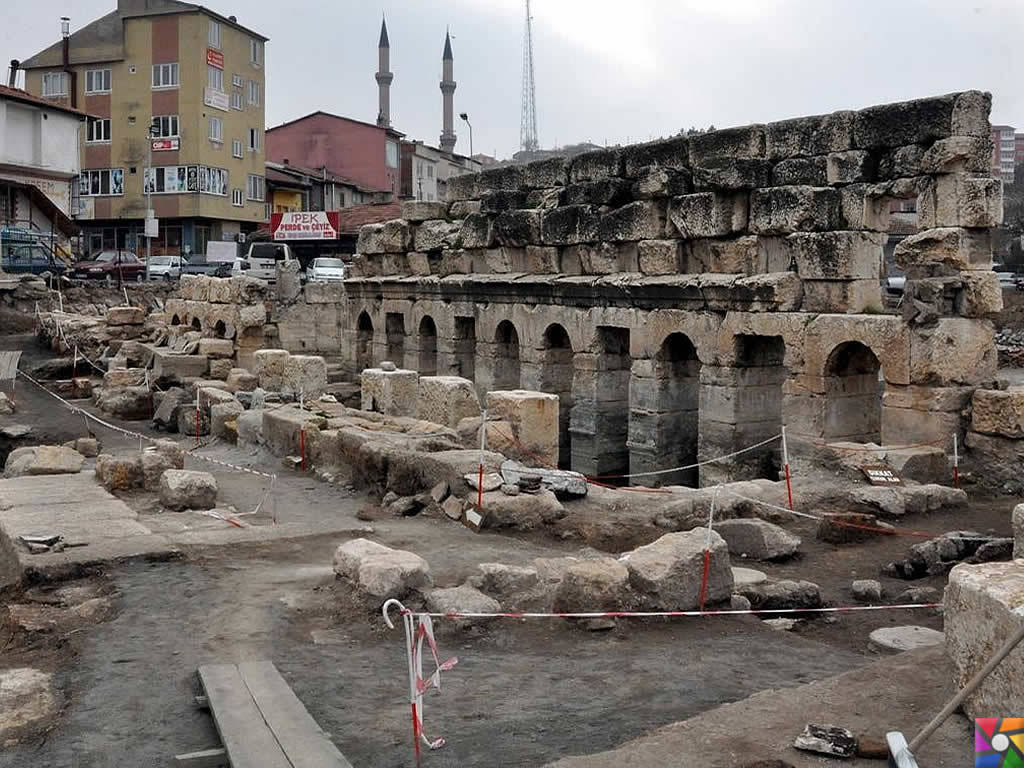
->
[992,124,1015,182]
[0,84,87,261]
[19,0,268,259]
[265,112,402,200]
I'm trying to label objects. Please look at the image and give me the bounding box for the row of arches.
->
[353,310,884,484]
[169,313,228,338]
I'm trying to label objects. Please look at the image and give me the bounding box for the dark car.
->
[1,244,66,276]
[71,250,146,284]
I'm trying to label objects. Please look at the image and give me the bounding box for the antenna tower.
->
[520,0,539,152]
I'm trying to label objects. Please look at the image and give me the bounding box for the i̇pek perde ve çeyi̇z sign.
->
[270,211,340,241]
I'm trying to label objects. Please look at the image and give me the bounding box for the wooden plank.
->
[174,747,228,767]
[237,661,354,768]
[197,664,291,768]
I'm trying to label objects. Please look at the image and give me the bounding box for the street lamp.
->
[460,112,473,157]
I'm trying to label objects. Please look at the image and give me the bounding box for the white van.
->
[232,242,294,281]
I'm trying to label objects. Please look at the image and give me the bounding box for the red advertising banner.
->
[270,211,341,240]
[207,48,224,69]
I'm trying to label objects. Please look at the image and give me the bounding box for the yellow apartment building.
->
[18,0,268,259]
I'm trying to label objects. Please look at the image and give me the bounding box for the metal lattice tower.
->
[520,0,539,152]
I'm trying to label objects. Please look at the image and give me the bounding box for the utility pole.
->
[145,123,156,279]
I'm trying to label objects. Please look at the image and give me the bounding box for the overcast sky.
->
[4,0,1024,158]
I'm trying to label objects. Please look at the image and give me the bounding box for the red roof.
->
[0,84,92,118]
[334,202,402,234]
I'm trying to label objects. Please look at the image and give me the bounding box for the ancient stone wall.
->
[276,91,1002,486]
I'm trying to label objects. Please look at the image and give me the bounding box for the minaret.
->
[375,17,392,129]
[439,29,457,153]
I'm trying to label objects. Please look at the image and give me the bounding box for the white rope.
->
[594,433,782,479]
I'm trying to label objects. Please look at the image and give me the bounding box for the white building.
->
[0,83,87,260]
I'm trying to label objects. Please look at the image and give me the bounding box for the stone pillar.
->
[570,345,630,479]
[628,358,699,487]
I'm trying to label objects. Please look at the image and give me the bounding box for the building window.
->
[208,20,221,48]
[427,165,434,178]
[79,168,124,196]
[247,80,260,106]
[247,174,265,201]
[151,115,179,138]
[86,118,111,143]
[152,63,179,88]
[250,40,263,66]
[85,69,111,94]
[232,188,243,207]
[208,65,224,92]
[248,128,260,151]
[232,139,243,158]
[42,72,68,97]
[144,165,227,195]
[231,90,243,110]
[385,140,399,169]
[208,117,223,143]
[232,74,243,88]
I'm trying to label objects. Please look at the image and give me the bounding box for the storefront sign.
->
[151,138,179,151]
[207,48,224,69]
[0,171,72,216]
[270,211,340,241]
[203,87,229,112]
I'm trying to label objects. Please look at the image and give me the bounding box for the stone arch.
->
[823,341,883,443]
[356,311,374,372]
[213,320,227,339]
[540,323,574,468]
[170,314,181,326]
[635,332,701,487]
[732,334,787,480]
[418,316,438,376]
[494,320,521,390]
[191,317,201,331]
[385,312,406,367]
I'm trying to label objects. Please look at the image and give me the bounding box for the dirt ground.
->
[0,332,1017,767]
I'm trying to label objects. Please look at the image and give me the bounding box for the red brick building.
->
[265,112,402,200]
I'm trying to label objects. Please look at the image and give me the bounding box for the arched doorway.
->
[734,334,787,480]
[356,311,374,372]
[540,323,574,468]
[214,320,227,339]
[386,313,406,367]
[823,341,883,443]
[419,316,438,376]
[170,314,181,326]
[191,317,201,331]
[494,320,521,389]
[651,332,700,486]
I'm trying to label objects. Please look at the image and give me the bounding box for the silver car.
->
[146,255,184,281]
[308,257,346,282]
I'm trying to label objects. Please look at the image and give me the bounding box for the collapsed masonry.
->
[323,90,1002,486]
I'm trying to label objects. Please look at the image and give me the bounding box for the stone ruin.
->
[316,90,1001,487]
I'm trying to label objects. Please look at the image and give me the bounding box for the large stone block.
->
[826,150,876,184]
[282,355,328,398]
[253,348,291,392]
[445,173,478,202]
[631,166,692,199]
[971,388,1024,438]
[621,135,690,177]
[152,352,209,385]
[457,213,492,248]
[361,367,419,417]
[749,186,841,234]
[965,431,1024,494]
[568,147,623,182]
[198,338,234,359]
[893,227,992,272]
[715,519,801,561]
[480,189,529,214]
[494,209,543,247]
[418,376,481,429]
[692,158,772,191]
[211,400,244,441]
[876,144,928,180]
[684,235,787,274]
[103,368,146,388]
[526,245,560,273]
[562,179,632,207]
[449,200,482,218]
[521,157,568,188]
[159,469,217,511]
[958,271,1003,318]
[413,219,460,252]
[637,239,683,275]
[910,318,996,386]
[801,279,882,313]
[852,92,986,148]
[920,136,992,174]
[553,557,630,612]
[944,561,1024,719]
[356,219,412,254]
[439,249,472,276]
[4,445,85,478]
[541,205,600,245]
[598,200,667,242]
[622,529,733,610]
[207,278,233,303]
[918,174,1003,229]
[669,192,748,238]
[787,231,884,280]
[764,111,855,159]
[106,306,145,326]
[401,200,448,222]
[771,156,828,186]
[688,125,766,165]
[485,389,559,469]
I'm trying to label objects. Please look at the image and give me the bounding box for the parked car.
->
[1,244,66,276]
[232,242,295,281]
[71,250,145,283]
[146,255,184,281]
[307,257,346,282]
